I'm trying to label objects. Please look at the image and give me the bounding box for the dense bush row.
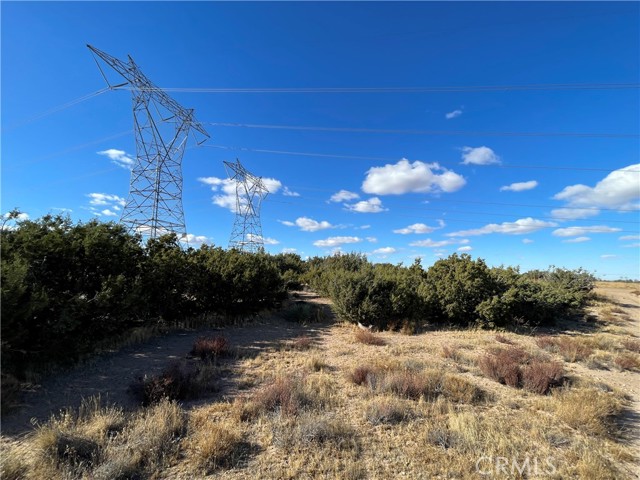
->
[305,252,595,330]
[1,214,596,378]
[1,215,292,378]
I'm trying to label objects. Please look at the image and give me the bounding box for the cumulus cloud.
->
[87,193,126,207]
[563,236,591,243]
[619,235,640,241]
[198,175,281,213]
[550,208,600,221]
[445,109,463,120]
[372,247,396,255]
[461,146,500,165]
[447,217,557,237]
[313,236,362,248]
[500,180,538,192]
[246,233,279,245]
[552,225,622,237]
[393,220,445,235]
[345,197,387,213]
[622,242,640,248]
[282,247,298,254]
[457,246,473,252]
[552,164,640,219]
[366,237,378,243]
[522,239,534,244]
[409,238,456,248]
[98,149,135,169]
[183,233,210,245]
[329,190,360,202]
[362,159,466,195]
[283,186,300,197]
[281,217,333,232]
[101,209,118,217]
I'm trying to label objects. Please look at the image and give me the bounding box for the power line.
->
[122,82,640,93]
[2,88,110,132]
[201,144,640,173]
[207,122,639,139]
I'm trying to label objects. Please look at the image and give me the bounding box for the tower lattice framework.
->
[88,45,209,241]
[224,159,270,253]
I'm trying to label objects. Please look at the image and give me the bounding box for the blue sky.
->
[2,1,639,279]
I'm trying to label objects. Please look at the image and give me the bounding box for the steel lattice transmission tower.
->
[224,159,270,253]
[87,45,209,241]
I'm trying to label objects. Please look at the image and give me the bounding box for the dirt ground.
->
[2,284,639,476]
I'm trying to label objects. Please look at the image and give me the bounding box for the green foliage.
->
[1,215,285,378]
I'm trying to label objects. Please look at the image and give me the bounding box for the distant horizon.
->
[3,1,639,280]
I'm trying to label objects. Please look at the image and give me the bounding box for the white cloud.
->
[52,207,73,213]
[281,217,333,232]
[98,149,135,169]
[362,159,466,195]
[198,176,281,213]
[409,238,456,248]
[447,218,557,237]
[393,221,444,235]
[366,237,378,243]
[283,186,300,197]
[246,233,279,245]
[500,180,538,192]
[87,193,126,207]
[550,208,600,221]
[553,164,640,218]
[3,212,29,221]
[622,242,640,248]
[445,109,463,120]
[345,197,387,213]
[619,235,640,241]
[183,233,210,245]
[101,209,118,217]
[372,247,396,255]
[457,246,473,252]
[461,146,500,165]
[282,247,298,254]
[358,224,371,230]
[313,236,362,248]
[601,254,618,259]
[522,238,534,244]
[562,236,591,243]
[329,190,360,202]
[552,225,622,237]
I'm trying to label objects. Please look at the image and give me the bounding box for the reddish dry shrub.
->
[252,377,307,416]
[131,362,210,406]
[291,335,313,350]
[478,346,563,395]
[535,335,556,351]
[382,370,430,400]
[355,329,385,346]
[621,338,640,353]
[614,353,640,371]
[441,345,460,360]
[521,359,564,395]
[555,337,593,362]
[349,366,378,386]
[494,334,514,345]
[191,335,229,359]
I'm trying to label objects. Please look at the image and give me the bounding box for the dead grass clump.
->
[184,416,245,473]
[365,397,411,425]
[0,439,30,480]
[291,335,313,350]
[494,334,514,345]
[308,356,329,372]
[441,344,462,362]
[272,412,358,451]
[253,377,306,416]
[191,335,230,359]
[553,388,623,438]
[613,353,640,371]
[130,361,218,406]
[479,347,564,394]
[536,336,593,362]
[378,369,484,404]
[354,329,386,346]
[621,337,640,353]
[349,365,378,386]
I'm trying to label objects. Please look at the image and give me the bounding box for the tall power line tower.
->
[87,45,209,241]
[224,159,270,253]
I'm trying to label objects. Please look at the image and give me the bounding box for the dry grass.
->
[536,335,594,362]
[291,334,313,350]
[191,335,230,359]
[354,328,386,346]
[552,388,624,438]
[621,337,640,353]
[614,353,640,371]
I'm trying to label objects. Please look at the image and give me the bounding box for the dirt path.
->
[1,292,331,436]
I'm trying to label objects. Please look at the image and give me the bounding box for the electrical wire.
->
[124,82,640,93]
[207,122,639,139]
[201,144,640,173]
